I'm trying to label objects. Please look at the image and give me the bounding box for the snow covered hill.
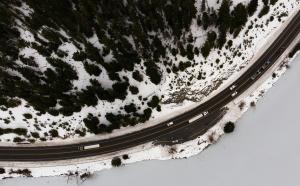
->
[0,0,298,143]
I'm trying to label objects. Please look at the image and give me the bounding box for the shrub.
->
[145,62,162,85]
[122,154,129,160]
[0,168,5,174]
[147,96,160,108]
[258,5,270,18]
[129,86,139,95]
[75,129,86,137]
[224,122,235,133]
[270,0,278,5]
[23,113,33,119]
[111,157,122,167]
[186,44,194,60]
[13,137,24,143]
[132,70,143,82]
[124,103,137,113]
[202,12,210,30]
[231,3,248,30]
[247,0,258,16]
[72,51,86,61]
[13,128,28,136]
[143,108,152,121]
[31,132,40,138]
[49,129,59,137]
[84,63,102,76]
[83,114,100,134]
[201,40,212,58]
[178,61,192,71]
[112,82,129,100]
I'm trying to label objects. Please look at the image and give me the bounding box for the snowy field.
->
[2,53,300,186]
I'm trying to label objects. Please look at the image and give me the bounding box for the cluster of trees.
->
[83,106,153,134]
[200,0,258,57]
[0,0,278,134]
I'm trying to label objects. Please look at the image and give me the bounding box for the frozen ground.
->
[0,0,298,144]
[2,53,300,186]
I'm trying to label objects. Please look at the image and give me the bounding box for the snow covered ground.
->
[2,44,300,186]
[0,0,298,145]
[0,25,299,179]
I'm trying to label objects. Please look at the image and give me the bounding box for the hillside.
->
[0,0,297,143]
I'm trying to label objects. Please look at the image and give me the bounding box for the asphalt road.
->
[0,11,299,162]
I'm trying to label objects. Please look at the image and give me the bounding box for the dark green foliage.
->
[171,48,178,56]
[178,61,192,71]
[129,86,139,95]
[217,0,231,29]
[31,132,40,138]
[224,121,235,133]
[23,113,33,119]
[84,63,102,76]
[144,61,161,85]
[270,0,278,5]
[111,157,122,167]
[124,103,137,113]
[262,0,269,5]
[0,168,5,174]
[49,129,59,137]
[186,44,194,60]
[217,27,227,49]
[201,40,213,58]
[19,56,38,67]
[201,0,206,12]
[147,96,160,108]
[0,97,21,108]
[231,3,248,32]
[258,5,270,18]
[83,114,100,134]
[132,70,143,82]
[208,31,217,43]
[112,82,129,100]
[248,0,258,16]
[13,137,24,143]
[202,12,210,30]
[73,51,87,61]
[0,0,274,133]
[0,128,27,136]
[122,154,129,160]
[143,108,152,121]
[194,47,200,56]
[75,129,86,137]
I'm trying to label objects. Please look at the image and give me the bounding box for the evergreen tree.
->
[247,0,258,16]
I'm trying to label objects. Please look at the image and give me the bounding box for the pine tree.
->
[247,0,258,16]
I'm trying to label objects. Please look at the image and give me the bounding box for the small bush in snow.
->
[224,122,235,133]
[111,157,122,167]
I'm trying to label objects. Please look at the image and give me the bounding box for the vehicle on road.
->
[172,140,179,143]
[79,144,100,151]
[262,60,271,69]
[167,121,174,126]
[189,111,209,123]
[231,91,238,97]
[229,85,236,90]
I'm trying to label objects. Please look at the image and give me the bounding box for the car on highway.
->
[79,144,100,151]
[167,121,174,126]
[262,60,271,69]
[229,84,236,90]
[231,91,238,97]
[188,111,209,123]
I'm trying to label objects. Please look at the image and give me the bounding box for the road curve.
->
[0,10,299,161]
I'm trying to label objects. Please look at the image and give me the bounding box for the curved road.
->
[0,11,300,161]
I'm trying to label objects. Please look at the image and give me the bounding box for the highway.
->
[0,10,299,161]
